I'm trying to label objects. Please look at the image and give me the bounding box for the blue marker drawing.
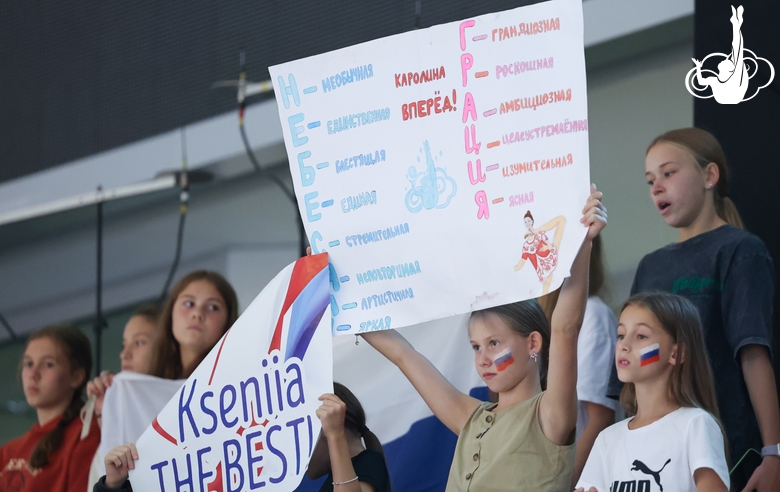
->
[336,324,352,331]
[307,121,321,129]
[316,162,329,169]
[339,276,350,283]
[328,240,341,247]
[330,295,340,316]
[328,263,341,292]
[342,302,358,310]
[322,199,335,207]
[303,86,318,94]
[405,140,457,213]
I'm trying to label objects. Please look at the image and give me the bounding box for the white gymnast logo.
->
[684,5,774,104]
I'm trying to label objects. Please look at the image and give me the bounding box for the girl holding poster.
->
[85,304,162,490]
[89,271,238,492]
[616,128,780,491]
[575,293,730,492]
[363,186,606,490]
[0,326,99,492]
[87,270,238,413]
[86,304,162,422]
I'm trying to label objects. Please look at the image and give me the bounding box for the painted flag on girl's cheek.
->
[494,348,514,372]
[640,343,661,366]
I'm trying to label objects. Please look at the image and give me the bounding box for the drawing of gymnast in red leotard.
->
[514,210,566,295]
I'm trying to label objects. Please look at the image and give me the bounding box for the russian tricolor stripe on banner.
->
[269,254,331,361]
[640,343,661,366]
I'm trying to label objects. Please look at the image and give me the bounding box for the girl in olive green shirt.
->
[363,186,606,491]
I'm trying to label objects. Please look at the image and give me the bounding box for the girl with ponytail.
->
[0,326,99,492]
[306,383,391,492]
[646,127,743,231]
[607,127,780,491]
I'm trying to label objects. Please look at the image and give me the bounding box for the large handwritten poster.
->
[130,254,332,491]
[270,0,590,335]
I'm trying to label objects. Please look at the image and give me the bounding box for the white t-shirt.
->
[577,407,730,492]
[576,296,620,439]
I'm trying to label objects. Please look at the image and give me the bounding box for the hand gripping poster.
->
[130,254,332,491]
[270,0,590,335]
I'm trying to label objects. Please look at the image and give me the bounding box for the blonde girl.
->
[612,128,780,491]
[362,187,606,490]
[86,303,162,418]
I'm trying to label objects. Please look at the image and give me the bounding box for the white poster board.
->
[130,254,332,492]
[270,0,590,335]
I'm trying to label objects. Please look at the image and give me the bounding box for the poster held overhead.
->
[271,0,590,335]
[130,254,333,492]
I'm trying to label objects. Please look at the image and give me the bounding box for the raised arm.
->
[103,443,138,490]
[539,185,606,445]
[361,329,480,434]
[316,394,376,492]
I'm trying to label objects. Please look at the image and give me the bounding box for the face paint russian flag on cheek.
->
[640,343,661,366]
[494,348,514,371]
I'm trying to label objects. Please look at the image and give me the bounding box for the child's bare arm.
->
[362,329,480,434]
[540,185,606,445]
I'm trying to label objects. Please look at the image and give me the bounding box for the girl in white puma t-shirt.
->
[576,292,729,492]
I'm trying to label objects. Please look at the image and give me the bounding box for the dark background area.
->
[0,0,543,184]
[694,0,780,389]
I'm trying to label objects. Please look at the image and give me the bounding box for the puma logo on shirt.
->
[631,459,671,491]
[608,458,672,491]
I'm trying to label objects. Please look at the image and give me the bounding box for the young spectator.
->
[576,292,729,491]
[150,270,239,379]
[362,187,606,490]
[0,326,99,492]
[86,303,163,420]
[91,271,239,492]
[610,128,780,491]
[307,383,391,492]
